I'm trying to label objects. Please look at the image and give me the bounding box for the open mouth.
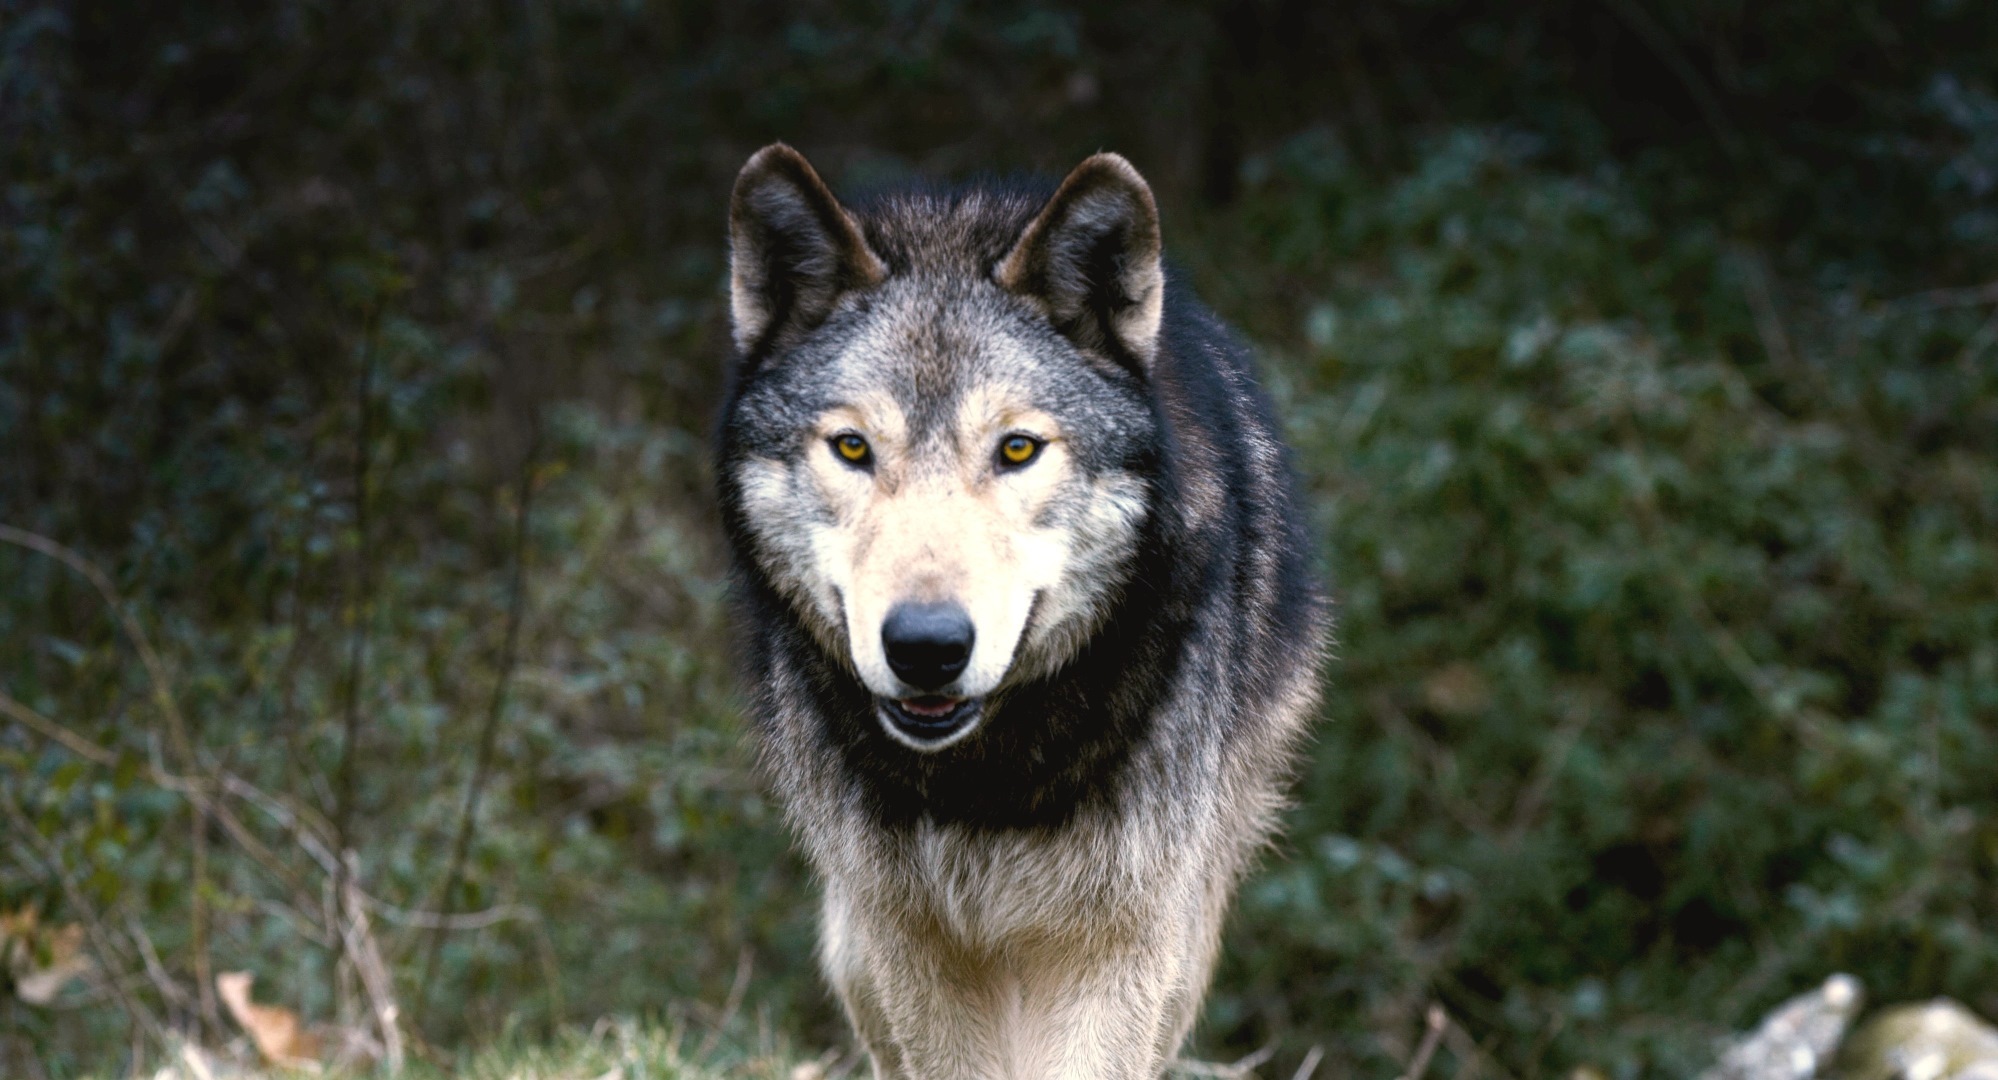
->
[876,695,982,745]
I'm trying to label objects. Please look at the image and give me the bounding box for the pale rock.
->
[1701,974,1865,1080]
[1834,999,1998,1080]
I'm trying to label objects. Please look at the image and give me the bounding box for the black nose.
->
[881,602,975,692]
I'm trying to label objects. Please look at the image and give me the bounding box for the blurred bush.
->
[1200,130,1998,1078]
[2,2,1994,1078]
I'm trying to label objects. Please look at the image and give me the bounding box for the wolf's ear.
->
[997,152,1164,368]
[729,144,886,355]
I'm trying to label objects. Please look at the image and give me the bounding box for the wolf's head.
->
[719,144,1166,751]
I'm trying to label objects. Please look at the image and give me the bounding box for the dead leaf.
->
[4,907,93,1006]
[13,922,91,1005]
[216,970,324,1068]
[0,904,38,939]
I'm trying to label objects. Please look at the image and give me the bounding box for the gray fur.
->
[717,144,1329,1079]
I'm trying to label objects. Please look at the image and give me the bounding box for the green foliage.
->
[1196,130,1998,1079]
[4,3,1997,1079]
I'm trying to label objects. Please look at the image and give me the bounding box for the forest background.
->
[4,2,1997,1077]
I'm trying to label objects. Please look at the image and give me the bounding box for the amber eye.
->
[998,434,1043,468]
[832,433,872,466]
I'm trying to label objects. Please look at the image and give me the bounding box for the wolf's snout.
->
[881,602,975,691]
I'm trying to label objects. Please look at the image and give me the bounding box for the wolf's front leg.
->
[1005,932,1195,1080]
[823,893,1012,1079]
[824,891,1214,1079]
[848,939,1180,1080]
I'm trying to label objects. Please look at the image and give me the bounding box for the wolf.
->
[716,143,1328,1080]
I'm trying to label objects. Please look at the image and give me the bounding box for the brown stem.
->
[332,304,382,1000]
[1398,1004,1449,1080]
[0,526,197,771]
[190,801,219,1038]
[416,422,539,1026]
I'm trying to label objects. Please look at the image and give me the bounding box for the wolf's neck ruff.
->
[716,143,1326,1080]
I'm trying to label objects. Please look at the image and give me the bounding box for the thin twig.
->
[252,896,335,949]
[3,686,333,942]
[212,771,341,877]
[146,740,325,919]
[369,901,541,931]
[532,915,565,1029]
[1,689,526,938]
[417,422,539,1023]
[1170,1041,1278,1078]
[120,910,196,1015]
[191,798,219,1039]
[0,689,119,767]
[1952,307,1998,375]
[1398,1004,1449,1080]
[1445,1016,1510,1080]
[1291,1045,1324,1080]
[1733,247,1796,369]
[332,303,383,998]
[1333,31,1391,169]
[338,853,405,1074]
[0,527,199,771]
[1503,705,1594,845]
[153,287,200,360]
[696,946,755,1060]
[0,528,274,985]
[1602,0,1745,160]
[1877,278,1998,313]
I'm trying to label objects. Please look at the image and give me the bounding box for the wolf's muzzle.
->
[881,601,974,692]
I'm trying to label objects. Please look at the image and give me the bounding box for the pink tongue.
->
[900,696,960,718]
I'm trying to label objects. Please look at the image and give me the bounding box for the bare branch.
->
[121,910,197,1015]
[0,691,120,768]
[1399,1004,1448,1080]
[418,423,539,1023]
[696,946,754,1060]
[2,693,525,944]
[332,304,384,1009]
[337,853,404,1074]
[1170,1041,1278,1078]
[0,526,200,774]
[1732,247,1796,370]
[1878,279,1998,313]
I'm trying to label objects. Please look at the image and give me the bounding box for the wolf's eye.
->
[997,434,1043,468]
[831,433,872,466]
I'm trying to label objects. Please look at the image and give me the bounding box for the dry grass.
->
[129,1018,821,1080]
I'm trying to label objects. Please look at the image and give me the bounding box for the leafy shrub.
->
[1195,129,1998,1079]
